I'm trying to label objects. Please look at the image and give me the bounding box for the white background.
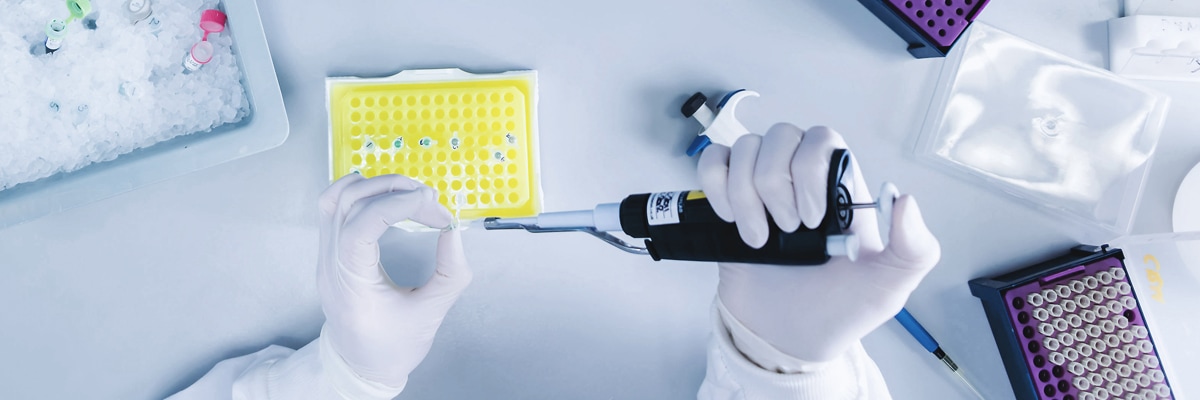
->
[2,0,1199,398]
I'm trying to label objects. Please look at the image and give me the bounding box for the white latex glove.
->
[698,123,940,364]
[317,174,472,392]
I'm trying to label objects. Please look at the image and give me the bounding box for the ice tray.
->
[0,0,288,229]
[326,68,542,224]
[971,246,1174,400]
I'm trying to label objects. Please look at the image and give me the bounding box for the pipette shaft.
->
[486,190,860,265]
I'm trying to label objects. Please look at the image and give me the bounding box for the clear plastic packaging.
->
[1109,15,1200,82]
[1125,0,1200,17]
[1111,232,1200,398]
[916,23,1170,236]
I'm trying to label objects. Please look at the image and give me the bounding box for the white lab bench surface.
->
[3,0,1199,398]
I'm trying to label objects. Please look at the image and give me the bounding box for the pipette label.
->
[646,191,685,226]
[183,55,203,71]
[45,37,63,51]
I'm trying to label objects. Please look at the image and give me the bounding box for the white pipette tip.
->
[940,354,985,400]
[446,219,485,232]
[953,368,986,400]
[494,217,538,226]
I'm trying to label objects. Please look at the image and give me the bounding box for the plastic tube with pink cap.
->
[183,9,226,73]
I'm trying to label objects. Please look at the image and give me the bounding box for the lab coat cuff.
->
[715,298,829,373]
[318,326,407,400]
[711,300,872,399]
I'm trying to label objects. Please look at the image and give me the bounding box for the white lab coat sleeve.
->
[698,299,892,400]
[167,327,405,400]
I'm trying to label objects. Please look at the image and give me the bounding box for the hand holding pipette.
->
[490,124,944,394]
[695,125,941,368]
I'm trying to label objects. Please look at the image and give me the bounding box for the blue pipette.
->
[894,308,985,399]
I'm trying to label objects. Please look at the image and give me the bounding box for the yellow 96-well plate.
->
[327,69,541,221]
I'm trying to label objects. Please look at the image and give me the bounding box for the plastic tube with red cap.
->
[183,9,226,73]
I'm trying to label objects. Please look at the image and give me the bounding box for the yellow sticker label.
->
[1142,254,1166,303]
[686,191,706,201]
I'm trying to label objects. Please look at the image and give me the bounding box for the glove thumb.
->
[873,195,940,273]
[415,229,473,302]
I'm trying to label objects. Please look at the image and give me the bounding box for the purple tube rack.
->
[1001,256,1173,400]
[886,0,988,47]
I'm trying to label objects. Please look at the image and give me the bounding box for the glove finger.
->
[698,145,735,222]
[404,188,455,229]
[342,187,453,239]
[791,126,848,229]
[729,134,769,249]
[754,123,804,232]
[335,175,427,225]
[319,173,365,220]
[339,188,451,274]
[871,195,940,273]
[414,229,473,302]
[319,175,366,286]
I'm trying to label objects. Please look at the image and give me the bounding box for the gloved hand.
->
[317,174,471,391]
[698,123,940,364]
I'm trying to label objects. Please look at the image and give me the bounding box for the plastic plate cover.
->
[916,23,1170,237]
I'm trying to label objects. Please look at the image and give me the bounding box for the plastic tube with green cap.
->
[44,19,68,53]
[43,0,92,54]
[65,0,92,23]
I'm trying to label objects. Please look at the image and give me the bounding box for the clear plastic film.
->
[917,23,1170,236]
